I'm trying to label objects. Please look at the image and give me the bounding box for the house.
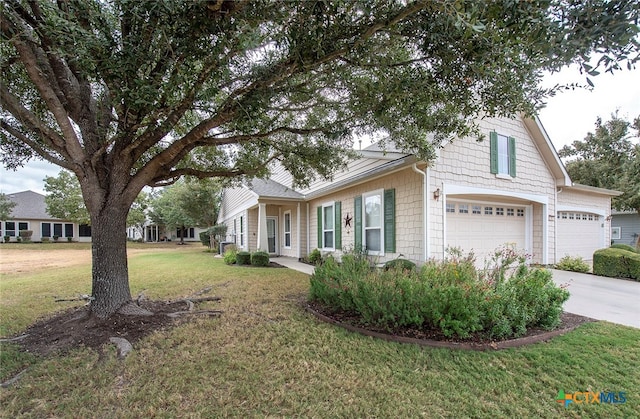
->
[217,115,619,265]
[611,211,640,248]
[126,222,208,243]
[0,190,92,242]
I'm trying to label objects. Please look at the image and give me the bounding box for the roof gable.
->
[5,190,59,220]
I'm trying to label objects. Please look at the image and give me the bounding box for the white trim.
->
[445,184,549,205]
[321,201,336,251]
[362,189,385,256]
[296,203,301,259]
[556,205,606,217]
[611,226,622,240]
[283,210,292,249]
[266,216,278,255]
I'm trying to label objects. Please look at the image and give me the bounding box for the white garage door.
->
[557,212,602,260]
[446,201,527,263]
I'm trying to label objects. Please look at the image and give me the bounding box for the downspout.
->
[306,202,310,256]
[412,164,429,262]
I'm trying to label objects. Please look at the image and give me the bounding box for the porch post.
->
[296,202,301,259]
[257,203,269,251]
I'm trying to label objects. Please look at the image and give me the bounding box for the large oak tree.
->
[1,0,639,318]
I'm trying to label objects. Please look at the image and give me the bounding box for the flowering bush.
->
[309,247,569,339]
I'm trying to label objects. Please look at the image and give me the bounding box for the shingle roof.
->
[246,178,303,199]
[5,190,61,220]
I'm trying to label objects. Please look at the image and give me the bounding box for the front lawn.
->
[1,245,638,417]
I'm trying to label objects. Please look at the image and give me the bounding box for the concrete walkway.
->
[550,269,640,329]
[271,257,316,275]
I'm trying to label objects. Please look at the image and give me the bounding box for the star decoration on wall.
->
[344,213,352,228]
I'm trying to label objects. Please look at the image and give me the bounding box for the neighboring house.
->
[0,190,92,242]
[217,115,619,265]
[126,221,207,243]
[611,211,640,247]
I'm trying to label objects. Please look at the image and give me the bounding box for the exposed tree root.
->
[117,301,154,316]
[55,294,93,303]
[1,369,27,388]
[166,310,223,318]
[109,337,133,359]
[0,334,29,343]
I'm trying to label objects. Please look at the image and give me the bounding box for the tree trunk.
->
[90,204,133,319]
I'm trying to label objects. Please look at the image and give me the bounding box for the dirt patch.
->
[6,299,222,358]
[305,302,595,350]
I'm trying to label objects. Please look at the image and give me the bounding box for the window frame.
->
[283,210,292,249]
[611,226,622,240]
[490,131,516,178]
[239,215,244,247]
[321,202,335,250]
[363,189,384,255]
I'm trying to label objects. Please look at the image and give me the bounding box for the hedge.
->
[236,251,251,265]
[251,251,270,267]
[593,248,640,281]
[610,243,639,254]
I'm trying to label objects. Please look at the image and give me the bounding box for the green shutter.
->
[508,136,516,177]
[334,201,341,250]
[317,206,322,248]
[384,189,395,253]
[354,196,362,250]
[489,131,498,174]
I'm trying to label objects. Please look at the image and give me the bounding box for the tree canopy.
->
[2,0,638,318]
[44,169,150,227]
[559,113,640,214]
[0,192,17,220]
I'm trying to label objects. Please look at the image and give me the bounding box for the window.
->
[53,223,62,237]
[490,132,516,177]
[354,189,395,254]
[239,216,244,247]
[496,207,504,216]
[472,205,482,215]
[322,203,334,249]
[284,211,291,248]
[611,227,621,240]
[517,209,524,217]
[65,223,73,237]
[458,204,469,214]
[176,228,194,238]
[582,213,588,220]
[507,208,514,217]
[42,223,51,238]
[588,214,594,221]
[569,213,575,220]
[446,203,456,213]
[5,221,15,236]
[79,224,92,237]
[484,207,493,215]
[364,191,383,253]
[18,222,28,231]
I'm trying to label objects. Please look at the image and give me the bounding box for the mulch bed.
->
[6,300,210,357]
[305,301,596,350]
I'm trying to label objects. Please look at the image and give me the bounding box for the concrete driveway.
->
[551,269,640,328]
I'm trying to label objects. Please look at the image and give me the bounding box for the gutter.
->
[412,163,429,262]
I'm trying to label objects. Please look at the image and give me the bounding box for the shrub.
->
[199,230,212,247]
[251,251,270,267]
[223,245,238,265]
[308,248,322,265]
[3,236,9,243]
[555,255,590,273]
[19,230,33,242]
[610,243,639,254]
[236,251,251,265]
[383,258,417,272]
[593,248,640,281]
[41,237,50,243]
[309,248,569,339]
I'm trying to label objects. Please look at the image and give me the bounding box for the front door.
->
[266,217,277,254]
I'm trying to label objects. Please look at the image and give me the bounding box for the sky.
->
[1,65,639,195]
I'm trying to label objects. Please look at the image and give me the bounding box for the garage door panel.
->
[447,201,526,262]
[557,212,601,260]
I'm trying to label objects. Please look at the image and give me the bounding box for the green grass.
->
[1,246,639,417]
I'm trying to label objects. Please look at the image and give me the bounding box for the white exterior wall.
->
[1,219,91,242]
[430,117,557,264]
